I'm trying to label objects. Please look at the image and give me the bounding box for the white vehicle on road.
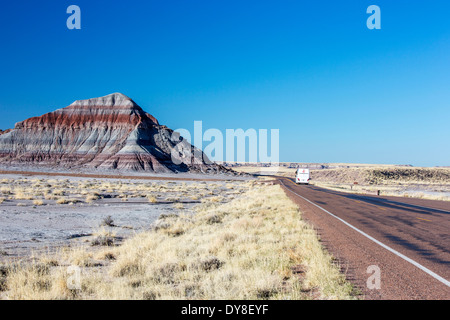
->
[295,168,310,184]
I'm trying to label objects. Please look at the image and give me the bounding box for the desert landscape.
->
[0,173,355,300]
[0,94,447,300]
[231,163,450,201]
[0,174,247,259]
[1,2,449,304]
[0,94,356,300]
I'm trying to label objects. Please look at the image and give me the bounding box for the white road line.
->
[280,179,450,288]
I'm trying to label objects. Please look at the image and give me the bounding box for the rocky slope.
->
[0,93,227,173]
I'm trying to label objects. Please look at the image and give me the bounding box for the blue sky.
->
[0,1,449,166]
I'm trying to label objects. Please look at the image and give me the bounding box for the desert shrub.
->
[101,216,115,227]
[91,235,115,247]
[197,256,224,272]
[33,200,44,206]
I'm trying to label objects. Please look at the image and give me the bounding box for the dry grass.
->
[86,194,100,203]
[56,197,74,205]
[233,165,450,202]
[91,228,118,247]
[0,178,247,208]
[13,190,33,200]
[32,200,44,206]
[52,189,65,196]
[0,183,355,300]
[232,166,292,176]
[173,203,184,210]
[1,263,76,300]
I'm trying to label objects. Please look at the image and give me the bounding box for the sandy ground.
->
[0,201,161,260]
[0,173,251,262]
[0,164,245,180]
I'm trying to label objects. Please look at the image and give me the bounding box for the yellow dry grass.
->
[0,183,355,300]
[0,177,249,208]
[32,200,44,206]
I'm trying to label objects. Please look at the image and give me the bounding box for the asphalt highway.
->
[278,177,450,300]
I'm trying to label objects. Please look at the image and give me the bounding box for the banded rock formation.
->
[0,93,226,173]
[0,129,12,136]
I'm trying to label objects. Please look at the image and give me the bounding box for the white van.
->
[295,168,310,184]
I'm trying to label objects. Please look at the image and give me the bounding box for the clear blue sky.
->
[0,1,449,166]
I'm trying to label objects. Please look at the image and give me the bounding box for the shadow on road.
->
[284,178,450,216]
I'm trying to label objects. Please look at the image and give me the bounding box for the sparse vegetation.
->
[0,183,355,300]
[0,178,246,208]
[86,194,100,203]
[307,167,450,201]
[32,200,44,206]
[56,198,68,205]
[14,190,33,200]
[233,165,450,201]
[101,216,115,227]
[91,234,116,247]
[173,203,184,210]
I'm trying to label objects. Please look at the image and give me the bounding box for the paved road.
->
[278,177,450,300]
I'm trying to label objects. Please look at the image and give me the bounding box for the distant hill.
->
[0,93,229,174]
